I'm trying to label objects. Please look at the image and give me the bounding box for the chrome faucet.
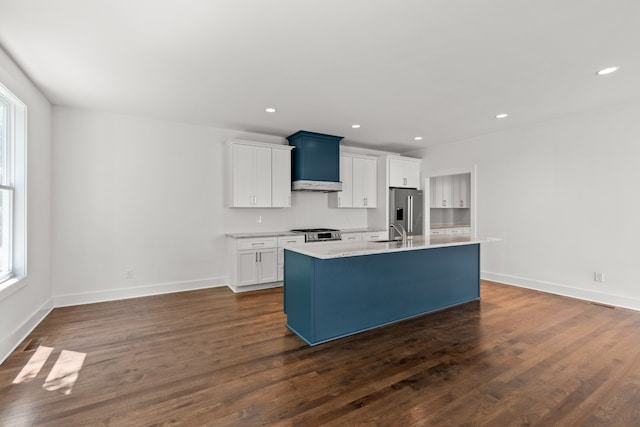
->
[389,223,407,243]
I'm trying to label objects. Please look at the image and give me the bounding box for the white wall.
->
[421,100,640,310]
[51,107,368,305]
[0,48,53,362]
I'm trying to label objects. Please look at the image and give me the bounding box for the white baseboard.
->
[53,276,228,307]
[482,271,640,312]
[0,297,53,365]
[228,281,283,293]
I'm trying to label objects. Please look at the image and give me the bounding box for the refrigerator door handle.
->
[408,196,413,233]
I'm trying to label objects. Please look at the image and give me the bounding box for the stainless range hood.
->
[287,131,343,192]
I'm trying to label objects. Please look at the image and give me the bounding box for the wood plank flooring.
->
[2,280,640,426]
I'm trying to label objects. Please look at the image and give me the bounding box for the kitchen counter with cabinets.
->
[226,228,392,292]
[283,235,498,345]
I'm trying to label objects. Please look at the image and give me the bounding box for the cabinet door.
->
[253,146,272,207]
[433,175,454,208]
[271,149,291,207]
[352,157,377,208]
[389,158,421,188]
[329,155,353,208]
[232,144,257,207]
[453,173,470,208]
[257,248,278,283]
[339,156,353,208]
[237,250,258,286]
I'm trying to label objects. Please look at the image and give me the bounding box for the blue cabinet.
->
[284,244,480,345]
[287,131,343,182]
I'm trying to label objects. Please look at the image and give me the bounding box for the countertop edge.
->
[226,228,388,238]
[285,237,500,259]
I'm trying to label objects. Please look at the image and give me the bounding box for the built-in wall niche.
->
[429,172,471,229]
[430,208,470,228]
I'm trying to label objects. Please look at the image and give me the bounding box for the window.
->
[0,83,26,286]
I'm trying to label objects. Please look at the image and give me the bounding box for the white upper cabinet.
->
[329,153,377,208]
[271,148,292,207]
[352,156,377,208]
[389,157,421,189]
[431,175,453,208]
[329,155,353,208]
[232,143,271,207]
[453,173,470,208]
[430,173,470,208]
[228,140,293,208]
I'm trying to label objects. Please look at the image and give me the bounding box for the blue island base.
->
[284,243,480,345]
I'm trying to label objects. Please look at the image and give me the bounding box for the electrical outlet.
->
[594,272,604,283]
[126,269,134,280]
[257,215,262,224]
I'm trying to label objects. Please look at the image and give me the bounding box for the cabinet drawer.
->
[277,236,305,246]
[362,231,388,241]
[277,235,306,265]
[236,237,277,250]
[341,233,363,241]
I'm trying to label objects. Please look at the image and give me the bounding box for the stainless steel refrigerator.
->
[389,188,424,236]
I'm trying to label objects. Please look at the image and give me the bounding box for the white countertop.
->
[283,234,500,259]
[225,231,299,238]
[226,228,387,239]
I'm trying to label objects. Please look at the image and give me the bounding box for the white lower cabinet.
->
[362,231,388,241]
[237,248,277,285]
[341,231,388,241]
[430,227,471,235]
[229,237,279,292]
[341,232,363,241]
[277,235,306,281]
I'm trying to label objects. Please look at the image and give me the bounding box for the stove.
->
[291,228,342,242]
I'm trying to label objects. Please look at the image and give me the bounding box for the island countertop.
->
[284,234,499,259]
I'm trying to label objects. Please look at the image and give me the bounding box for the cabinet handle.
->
[251,242,264,246]
[256,252,258,262]
[259,252,262,262]
[338,197,341,206]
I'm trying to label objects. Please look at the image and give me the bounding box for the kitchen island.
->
[283,234,498,345]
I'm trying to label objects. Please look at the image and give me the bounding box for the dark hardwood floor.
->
[2,280,640,426]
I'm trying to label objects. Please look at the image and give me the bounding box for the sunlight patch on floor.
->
[12,346,54,384]
[43,350,87,395]
[12,346,87,395]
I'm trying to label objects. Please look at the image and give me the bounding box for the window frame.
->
[0,82,27,290]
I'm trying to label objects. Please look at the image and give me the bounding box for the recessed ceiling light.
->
[352,124,361,129]
[495,113,508,119]
[414,136,423,141]
[265,107,276,113]
[596,66,619,76]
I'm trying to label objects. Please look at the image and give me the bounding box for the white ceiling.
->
[1,0,639,152]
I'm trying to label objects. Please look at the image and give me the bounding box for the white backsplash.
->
[224,191,368,233]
